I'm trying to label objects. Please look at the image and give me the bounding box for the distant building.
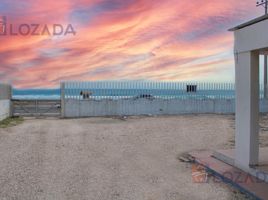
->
[186,85,197,93]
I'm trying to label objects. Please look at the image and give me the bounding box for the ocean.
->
[13,89,61,100]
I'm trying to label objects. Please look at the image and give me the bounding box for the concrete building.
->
[212,15,268,183]
[230,15,268,173]
[189,16,268,198]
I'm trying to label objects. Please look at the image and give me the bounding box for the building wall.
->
[0,100,11,121]
[63,99,237,117]
[0,84,11,121]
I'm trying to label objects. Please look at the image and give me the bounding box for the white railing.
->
[62,81,236,100]
[61,81,240,117]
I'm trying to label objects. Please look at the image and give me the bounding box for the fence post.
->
[61,82,65,118]
[9,85,12,117]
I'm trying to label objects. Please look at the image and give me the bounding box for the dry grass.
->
[0,117,24,128]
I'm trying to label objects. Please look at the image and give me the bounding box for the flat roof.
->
[229,14,268,31]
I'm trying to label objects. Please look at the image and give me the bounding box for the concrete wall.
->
[0,84,11,121]
[63,98,237,117]
[0,84,11,100]
[0,100,11,121]
[63,98,268,118]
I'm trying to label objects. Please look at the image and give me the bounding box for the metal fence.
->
[7,81,268,117]
[62,81,236,100]
[12,99,61,117]
[61,81,240,117]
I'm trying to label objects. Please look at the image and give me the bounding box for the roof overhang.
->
[229,14,268,31]
[232,17,268,53]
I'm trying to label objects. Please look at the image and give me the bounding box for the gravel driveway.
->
[0,115,248,200]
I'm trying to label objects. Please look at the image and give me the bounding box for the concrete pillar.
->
[264,55,268,99]
[235,50,259,169]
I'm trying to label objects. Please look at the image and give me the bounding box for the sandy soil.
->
[224,114,268,149]
[0,115,253,200]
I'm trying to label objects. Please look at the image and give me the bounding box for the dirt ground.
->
[0,115,258,200]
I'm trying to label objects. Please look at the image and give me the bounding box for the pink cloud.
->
[0,0,262,88]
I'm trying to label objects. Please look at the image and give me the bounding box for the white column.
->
[264,55,268,99]
[235,51,259,169]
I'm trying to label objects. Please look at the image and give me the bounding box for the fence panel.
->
[61,81,239,117]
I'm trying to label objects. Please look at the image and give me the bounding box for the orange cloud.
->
[0,0,262,88]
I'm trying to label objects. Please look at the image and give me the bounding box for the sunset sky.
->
[0,0,263,88]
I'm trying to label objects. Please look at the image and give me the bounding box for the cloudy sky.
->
[0,0,263,88]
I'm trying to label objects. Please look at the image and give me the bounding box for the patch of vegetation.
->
[0,117,24,128]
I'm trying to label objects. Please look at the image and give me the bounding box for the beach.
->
[0,114,255,200]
